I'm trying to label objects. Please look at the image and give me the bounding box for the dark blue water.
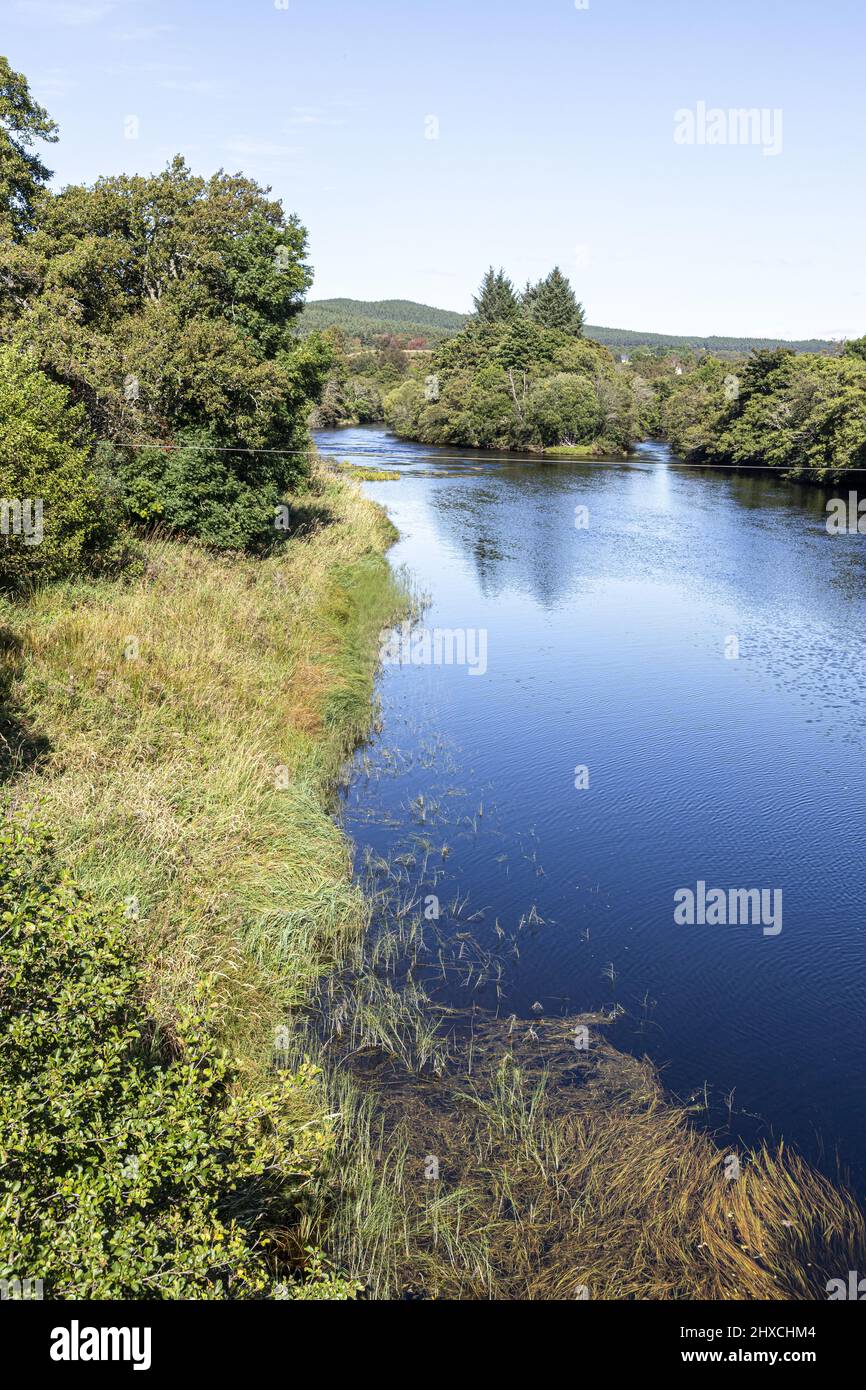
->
[317,425,866,1185]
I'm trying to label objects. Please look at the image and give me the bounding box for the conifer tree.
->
[522,266,585,336]
[472,266,519,322]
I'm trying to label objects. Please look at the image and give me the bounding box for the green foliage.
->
[310,328,415,429]
[93,331,332,548]
[0,815,342,1299]
[527,373,601,445]
[658,350,866,480]
[381,377,426,437]
[12,158,328,450]
[655,357,732,457]
[384,317,637,452]
[843,335,866,364]
[377,267,626,451]
[0,66,331,551]
[0,347,131,594]
[472,266,520,323]
[101,432,303,551]
[335,462,400,481]
[523,267,585,336]
[313,374,385,428]
[0,55,58,239]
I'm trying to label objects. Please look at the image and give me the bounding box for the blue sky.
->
[5,0,864,338]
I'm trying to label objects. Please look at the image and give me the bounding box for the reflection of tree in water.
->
[431,465,601,609]
[470,533,504,595]
[428,450,866,616]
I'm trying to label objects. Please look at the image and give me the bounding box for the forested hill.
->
[299,298,840,357]
[587,325,839,357]
[299,298,468,345]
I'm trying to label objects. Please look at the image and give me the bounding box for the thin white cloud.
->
[287,113,343,127]
[31,70,77,100]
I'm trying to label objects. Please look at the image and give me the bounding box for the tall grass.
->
[1,467,404,1070]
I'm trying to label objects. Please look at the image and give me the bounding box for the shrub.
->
[383,378,425,437]
[105,431,299,551]
[0,816,339,1299]
[0,348,129,594]
[527,373,602,446]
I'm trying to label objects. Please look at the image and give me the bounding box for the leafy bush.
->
[0,347,130,594]
[103,431,299,551]
[659,349,866,480]
[527,373,601,446]
[384,319,635,451]
[383,378,426,437]
[0,816,345,1299]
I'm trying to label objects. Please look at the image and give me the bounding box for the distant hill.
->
[299,298,840,358]
[299,298,468,346]
[586,325,839,358]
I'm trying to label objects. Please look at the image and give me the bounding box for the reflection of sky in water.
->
[318,426,866,1187]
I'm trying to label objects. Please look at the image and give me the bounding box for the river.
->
[315,424,866,1188]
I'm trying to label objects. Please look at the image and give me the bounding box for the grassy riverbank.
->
[1,466,403,1067]
[543,443,629,459]
[0,466,406,1296]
